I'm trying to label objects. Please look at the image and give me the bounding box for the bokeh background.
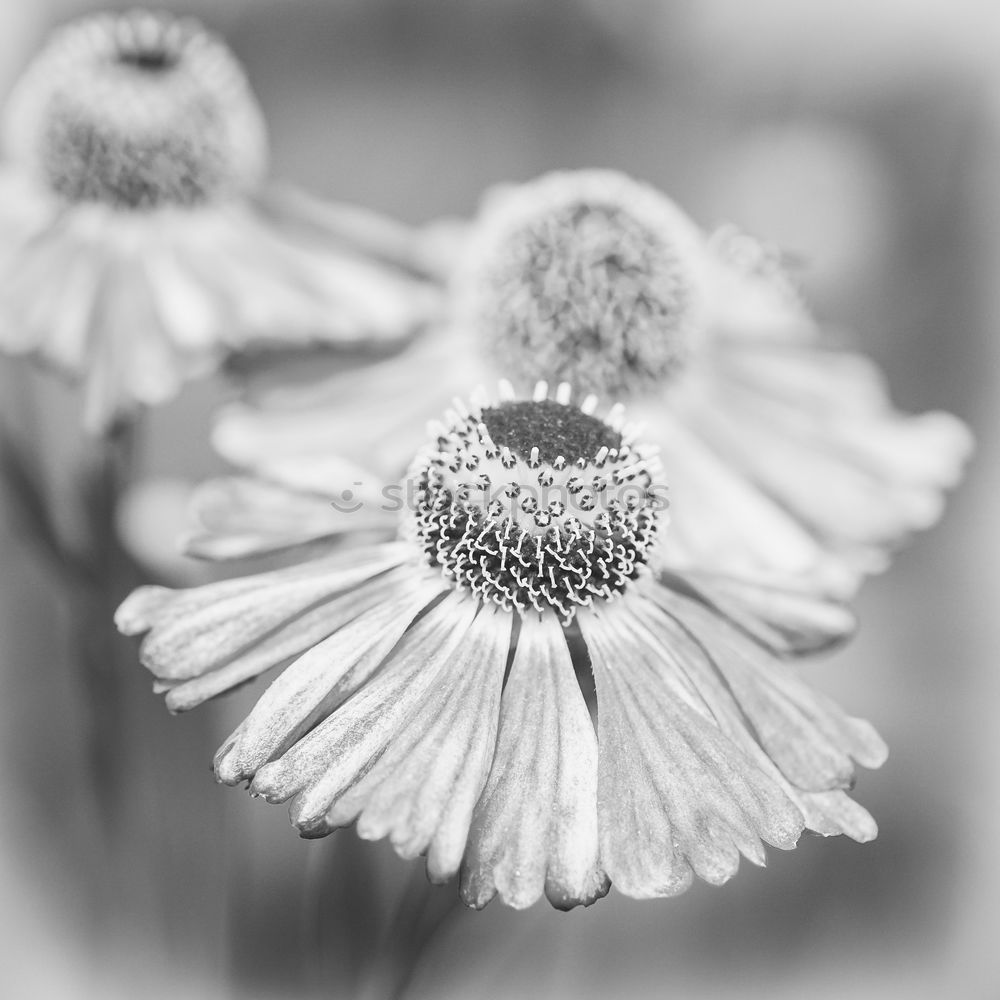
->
[0,1,996,997]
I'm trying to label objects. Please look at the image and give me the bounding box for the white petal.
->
[580,602,802,898]
[688,343,972,547]
[796,790,878,843]
[249,593,479,830]
[142,247,224,352]
[675,570,857,655]
[214,572,445,783]
[0,225,105,367]
[212,326,476,482]
[166,568,422,715]
[184,476,394,560]
[80,256,207,431]
[335,607,511,882]
[627,591,879,843]
[116,545,406,680]
[645,585,888,792]
[255,182,452,281]
[652,412,858,597]
[461,614,608,911]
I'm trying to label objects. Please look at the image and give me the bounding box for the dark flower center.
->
[115,47,178,73]
[408,389,664,623]
[479,399,622,466]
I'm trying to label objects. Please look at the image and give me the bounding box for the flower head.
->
[456,170,708,396]
[0,10,441,432]
[407,380,663,621]
[3,9,267,210]
[198,169,971,597]
[120,384,885,910]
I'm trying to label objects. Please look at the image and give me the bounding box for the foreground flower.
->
[0,9,441,431]
[119,383,886,909]
[197,169,971,596]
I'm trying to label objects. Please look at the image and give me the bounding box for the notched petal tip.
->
[295,818,335,841]
[248,764,295,805]
[212,739,242,785]
[114,585,170,635]
[798,790,879,843]
[617,866,696,902]
[544,874,612,911]
[458,882,494,912]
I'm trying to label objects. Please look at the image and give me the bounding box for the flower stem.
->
[363,865,465,1000]
[74,417,143,826]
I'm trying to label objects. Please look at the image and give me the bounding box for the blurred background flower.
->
[0,1,994,998]
[0,7,441,433]
[199,167,970,602]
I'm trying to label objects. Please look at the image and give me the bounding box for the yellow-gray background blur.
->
[0,1,996,997]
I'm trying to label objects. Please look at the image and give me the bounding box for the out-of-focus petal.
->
[184,475,394,560]
[671,568,857,656]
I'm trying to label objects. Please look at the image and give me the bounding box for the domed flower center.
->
[407,381,665,622]
[457,170,708,397]
[2,11,268,209]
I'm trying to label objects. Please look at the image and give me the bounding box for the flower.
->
[119,383,886,910]
[195,169,971,597]
[0,9,441,431]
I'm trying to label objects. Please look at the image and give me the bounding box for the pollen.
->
[406,381,666,623]
[2,10,268,209]
[456,170,709,397]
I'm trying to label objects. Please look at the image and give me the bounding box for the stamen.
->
[406,383,665,623]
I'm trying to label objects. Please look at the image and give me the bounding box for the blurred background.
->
[0,0,996,997]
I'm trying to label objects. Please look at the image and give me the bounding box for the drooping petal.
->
[248,592,479,831]
[0,213,104,367]
[212,325,477,484]
[330,606,511,882]
[253,182,452,282]
[645,583,888,792]
[461,614,608,911]
[671,568,857,656]
[164,567,421,714]
[115,544,407,680]
[184,475,394,560]
[580,602,803,899]
[627,590,879,843]
[142,243,226,354]
[214,572,446,783]
[795,790,878,843]
[682,342,973,551]
[650,411,861,598]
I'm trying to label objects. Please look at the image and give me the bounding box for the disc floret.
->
[407,380,666,622]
